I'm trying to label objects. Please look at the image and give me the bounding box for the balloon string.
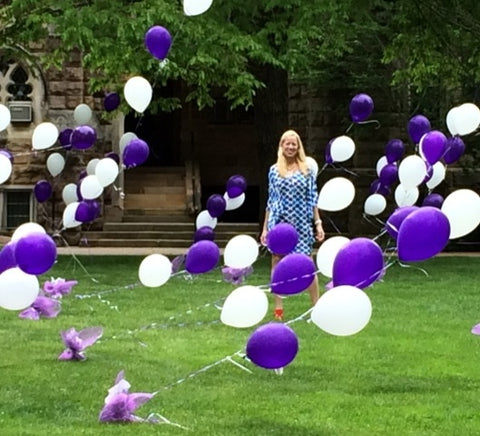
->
[397,260,430,277]
[324,215,343,234]
[357,119,381,130]
[345,122,354,134]
[372,229,388,242]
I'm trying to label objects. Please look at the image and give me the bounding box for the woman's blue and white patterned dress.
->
[266,164,318,254]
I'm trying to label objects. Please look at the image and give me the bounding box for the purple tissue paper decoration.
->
[145,25,172,61]
[99,370,154,423]
[226,175,247,198]
[271,253,315,295]
[43,277,78,298]
[266,223,299,255]
[19,296,61,320]
[471,324,480,335]
[58,326,103,361]
[246,322,299,369]
[408,114,431,144]
[122,138,150,168]
[349,93,374,123]
[171,254,185,274]
[185,240,220,274]
[104,92,121,112]
[222,266,253,285]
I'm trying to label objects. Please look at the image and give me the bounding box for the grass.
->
[0,253,480,435]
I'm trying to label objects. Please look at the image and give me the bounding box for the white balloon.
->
[80,175,104,200]
[224,192,245,211]
[73,103,93,125]
[119,132,137,155]
[62,201,81,228]
[311,285,372,336]
[398,155,427,189]
[364,193,387,216]
[0,104,11,132]
[305,156,319,178]
[62,183,78,205]
[455,103,480,136]
[376,155,388,177]
[317,177,355,212]
[95,158,119,187]
[32,122,59,150]
[220,285,268,328]
[394,184,419,207]
[86,158,100,175]
[0,268,39,310]
[183,0,213,16]
[196,210,217,229]
[46,152,65,177]
[138,254,172,287]
[11,222,46,242]
[330,135,355,163]
[224,234,259,269]
[316,236,350,278]
[124,76,152,113]
[0,154,12,184]
[446,106,461,136]
[441,189,480,239]
[426,162,446,190]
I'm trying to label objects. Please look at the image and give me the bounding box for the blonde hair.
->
[276,129,308,177]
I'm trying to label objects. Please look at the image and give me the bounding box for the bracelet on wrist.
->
[315,219,322,225]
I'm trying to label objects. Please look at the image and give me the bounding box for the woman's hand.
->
[260,229,268,246]
[315,223,325,242]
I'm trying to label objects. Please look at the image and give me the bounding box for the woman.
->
[260,129,325,320]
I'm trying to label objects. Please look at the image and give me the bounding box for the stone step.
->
[83,237,255,248]
[123,193,186,209]
[121,211,192,221]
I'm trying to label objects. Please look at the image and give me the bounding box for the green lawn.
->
[0,254,479,435]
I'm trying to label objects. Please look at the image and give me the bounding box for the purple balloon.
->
[103,92,121,112]
[408,115,431,144]
[323,141,333,166]
[246,322,299,369]
[0,149,13,163]
[78,169,87,181]
[122,139,150,168]
[349,93,374,123]
[70,125,97,150]
[193,226,215,242]
[15,232,57,275]
[422,193,444,209]
[369,179,390,197]
[104,152,120,164]
[34,180,53,203]
[385,139,405,163]
[397,207,450,262]
[144,25,172,60]
[443,136,465,164]
[226,175,247,199]
[385,206,419,239]
[206,194,226,218]
[379,164,398,187]
[332,238,384,289]
[271,253,315,295]
[420,130,447,165]
[185,240,220,274]
[0,241,17,273]
[423,163,434,183]
[75,200,99,223]
[267,223,299,255]
[59,128,73,150]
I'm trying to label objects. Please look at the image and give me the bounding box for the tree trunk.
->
[252,64,289,230]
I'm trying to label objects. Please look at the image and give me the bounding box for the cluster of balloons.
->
[0,222,57,311]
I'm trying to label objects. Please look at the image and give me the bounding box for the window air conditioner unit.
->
[8,101,33,123]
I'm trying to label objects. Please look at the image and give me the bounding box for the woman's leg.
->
[271,255,284,318]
